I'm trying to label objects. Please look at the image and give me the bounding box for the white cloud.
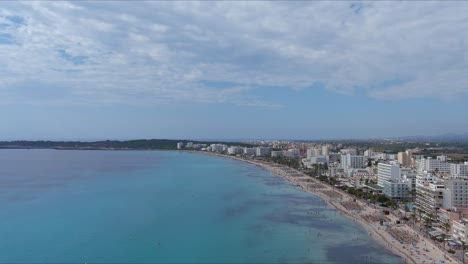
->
[0,1,467,107]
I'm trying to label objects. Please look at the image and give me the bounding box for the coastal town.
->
[177,140,468,264]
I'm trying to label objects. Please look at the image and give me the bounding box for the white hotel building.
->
[451,162,468,177]
[377,162,412,199]
[341,154,366,171]
[443,177,468,208]
[417,156,451,174]
[452,219,468,243]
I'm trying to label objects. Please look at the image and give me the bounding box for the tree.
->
[462,240,467,264]
[404,205,410,218]
[443,222,451,250]
[425,213,434,234]
[409,190,417,203]
[418,208,423,226]
[410,213,416,226]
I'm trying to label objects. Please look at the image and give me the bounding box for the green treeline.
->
[0,139,252,150]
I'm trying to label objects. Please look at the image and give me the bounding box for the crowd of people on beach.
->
[320,190,342,199]
[388,227,419,244]
[341,201,362,211]
[362,213,387,223]
[306,183,327,189]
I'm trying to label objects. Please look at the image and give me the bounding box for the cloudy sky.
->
[0,1,467,140]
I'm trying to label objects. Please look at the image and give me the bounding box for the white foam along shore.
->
[186,150,458,264]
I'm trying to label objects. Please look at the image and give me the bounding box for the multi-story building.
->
[443,177,468,208]
[364,149,376,157]
[378,162,411,199]
[321,145,329,156]
[307,148,322,158]
[186,142,193,148]
[340,149,357,155]
[401,168,417,191]
[451,162,468,177]
[417,157,451,174]
[271,151,284,158]
[329,153,341,163]
[177,142,184,149]
[328,163,339,178]
[398,150,413,167]
[415,174,446,217]
[310,156,328,164]
[244,147,257,156]
[383,181,411,200]
[227,146,244,155]
[341,154,367,172]
[210,144,225,152]
[452,219,468,243]
[256,147,272,157]
[287,149,300,158]
[377,162,401,187]
[438,155,448,162]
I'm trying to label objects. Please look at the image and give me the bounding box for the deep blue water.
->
[0,150,402,263]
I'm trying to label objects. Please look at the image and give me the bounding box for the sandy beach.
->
[191,151,458,264]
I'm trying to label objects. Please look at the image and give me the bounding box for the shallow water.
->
[0,149,402,263]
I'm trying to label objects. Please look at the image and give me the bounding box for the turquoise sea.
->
[0,150,402,263]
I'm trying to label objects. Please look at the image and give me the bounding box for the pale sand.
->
[189,151,458,264]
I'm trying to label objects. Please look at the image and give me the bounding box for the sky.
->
[0,1,467,140]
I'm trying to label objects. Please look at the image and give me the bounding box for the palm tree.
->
[418,208,423,230]
[409,190,416,203]
[411,213,416,226]
[425,213,434,235]
[462,240,466,264]
[443,222,451,250]
[404,205,410,218]
[441,233,446,249]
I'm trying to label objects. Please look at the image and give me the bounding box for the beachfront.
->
[198,151,458,264]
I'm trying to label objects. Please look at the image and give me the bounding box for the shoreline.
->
[188,150,456,264]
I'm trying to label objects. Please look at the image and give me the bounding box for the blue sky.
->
[0,2,467,140]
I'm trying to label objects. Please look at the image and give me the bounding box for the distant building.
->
[437,155,448,162]
[271,151,284,158]
[328,163,339,177]
[451,162,468,177]
[444,177,468,208]
[287,149,300,158]
[210,144,225,153]
[186,142,193,148]
[329,153,341,163]
[364,149,373,157]
[401,168,417,191]
[256,147,272,157]
[227,146,243,155]
[417,157,451,174]
[244,147,256,156]
[177,142,184,149]
[306,149,313,159]
[307,148,321,158]
[415,176,445,217]
[452,219,468,243]
[310,156,328,165]
[321,145,329,156]
[340,149,357,155]
[341,154,366,172]
[397,150,412,167]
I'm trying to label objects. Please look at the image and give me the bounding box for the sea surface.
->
[0,149,402,263]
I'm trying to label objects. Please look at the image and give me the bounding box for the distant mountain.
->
[399,132,468,141]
